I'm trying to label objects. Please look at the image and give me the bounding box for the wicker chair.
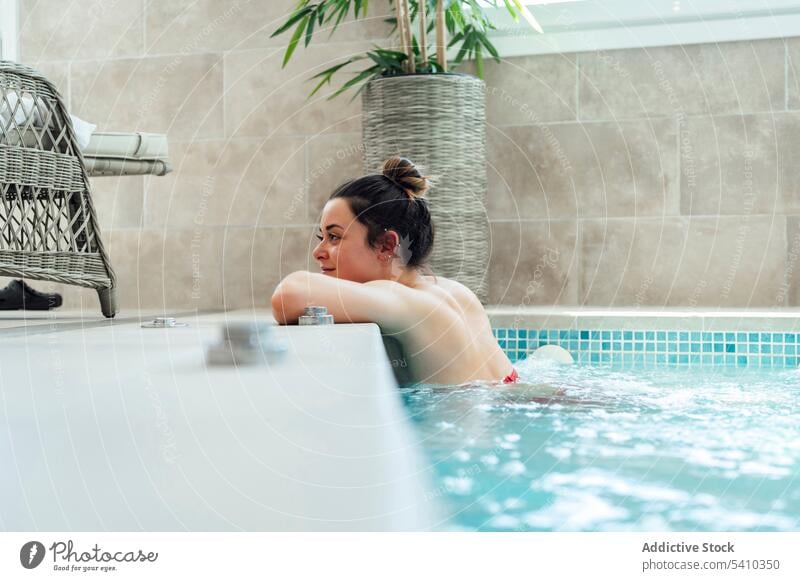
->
[0,61,116,317]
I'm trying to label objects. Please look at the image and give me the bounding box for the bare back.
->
[382,276,514,385]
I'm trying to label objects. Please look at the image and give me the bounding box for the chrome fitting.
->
[298,305,334,325]
[141,316,187,328]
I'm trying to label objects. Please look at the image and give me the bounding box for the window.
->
[486,0,800,57]
[0,0,17,61]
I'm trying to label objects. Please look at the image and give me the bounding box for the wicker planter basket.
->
[362,73,489,303]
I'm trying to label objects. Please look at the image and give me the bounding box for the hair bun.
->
[381,156,430,199]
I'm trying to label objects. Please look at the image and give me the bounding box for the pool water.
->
[402,360,800,531]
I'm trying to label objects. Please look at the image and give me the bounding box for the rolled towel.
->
[83,132,168,160]
[0,92,96,149]
[68,114,96,150]
[83,157,171,177]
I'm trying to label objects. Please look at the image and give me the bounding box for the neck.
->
[397,267,423,286]
[384,263,423,287]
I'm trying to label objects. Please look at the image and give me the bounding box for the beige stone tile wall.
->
[486,36,799,308]
[12,1,800,310]
[14,0,389,313]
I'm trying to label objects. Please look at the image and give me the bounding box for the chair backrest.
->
[0,60,99,255]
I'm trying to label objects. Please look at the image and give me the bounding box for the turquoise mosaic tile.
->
[491,327,800,368]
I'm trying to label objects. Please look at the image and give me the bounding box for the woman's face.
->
[313,198,386,282]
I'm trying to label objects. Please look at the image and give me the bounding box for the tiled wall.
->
[12,0,390,312]
[484,41,800,309]
[11,1,800,311]
[493,328,800,368]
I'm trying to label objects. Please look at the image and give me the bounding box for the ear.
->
[375,230,399,262]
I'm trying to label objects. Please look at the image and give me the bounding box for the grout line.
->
[66,60,72,110]
[165,132,362,145]
[303,137,309,223]
[576,216,582,306]
[221,52,226,139]
[98,224,317,232]
[786,39,790,111]
[490,108,800,129]
[575,53,580,121]
[488,214,800,223]
[783,38,789,111]
[783,213,790,302]
[676,111,682,215]
[14,0,19,61]
[24,38,370,65]
[104,214,800,231]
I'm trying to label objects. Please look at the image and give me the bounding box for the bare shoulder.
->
[422,276,484,311]
[362,276,484,315]
[363,278,413,294]
[363,278,436,324]
[363,278,422,303]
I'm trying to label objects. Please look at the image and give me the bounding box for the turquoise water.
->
[402,360,800,531]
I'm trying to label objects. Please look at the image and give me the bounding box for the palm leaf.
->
[329,65,381,100]
[304,14,316,47]
[479,33,500,61]
[272,0,521,100]
[307,58,359,98]
[282,14,310,67]
[271,5,313,38]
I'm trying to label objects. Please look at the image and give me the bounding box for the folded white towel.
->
[68,115,96,150]
[0,92,96,150]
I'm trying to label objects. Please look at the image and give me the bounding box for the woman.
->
[271,156,518,385]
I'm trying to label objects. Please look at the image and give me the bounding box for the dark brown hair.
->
[329,156,435,268]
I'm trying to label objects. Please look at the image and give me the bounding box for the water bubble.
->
[443,476,473,495]
[504,498,525,510]
[739,461,791,479]
[500,460,526,477]
[452,450,471,462]
[488,514,520,529]
[547,447,572,460]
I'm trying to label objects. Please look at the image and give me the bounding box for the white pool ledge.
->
[0,310,441,531]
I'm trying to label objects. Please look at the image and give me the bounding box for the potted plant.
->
[272,1,534,303]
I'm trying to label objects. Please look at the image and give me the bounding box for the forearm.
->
[270,270,406,327]
[270,271,309,325]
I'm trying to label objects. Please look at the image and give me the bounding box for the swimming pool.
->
[402,359,800,532]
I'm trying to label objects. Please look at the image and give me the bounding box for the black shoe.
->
[0,279,63,310]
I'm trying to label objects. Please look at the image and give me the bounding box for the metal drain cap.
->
[142,316,187,328]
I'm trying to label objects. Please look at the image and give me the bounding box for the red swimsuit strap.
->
[502,367,519,383]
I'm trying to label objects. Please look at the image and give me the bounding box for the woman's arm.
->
[270,271,410,328]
